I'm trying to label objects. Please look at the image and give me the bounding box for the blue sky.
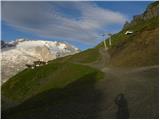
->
[1,1,153,50]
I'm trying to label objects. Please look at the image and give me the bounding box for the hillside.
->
[1,1,159,119]
[97,1,159,67]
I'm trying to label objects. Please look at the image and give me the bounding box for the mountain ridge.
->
[1,39,80,83]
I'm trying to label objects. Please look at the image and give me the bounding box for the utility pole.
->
[101,33,107,50]
[97,32,112,50]
[108,33,112,46]
[103,40,107,50]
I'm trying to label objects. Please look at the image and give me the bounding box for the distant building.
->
[26,64,35,69]
[26,60,48,69]
[125,30,133,35]
[33,61,48,67]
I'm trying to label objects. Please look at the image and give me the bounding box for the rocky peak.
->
[134,1,158,21]
[144,1,159,18]
[123,1,158,29]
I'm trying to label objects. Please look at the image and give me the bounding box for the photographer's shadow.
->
[115,93,129,119]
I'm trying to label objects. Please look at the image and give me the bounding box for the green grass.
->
[2,71,103,118]
[2,62,103,102]
[48,47,100,64]
[69,48,100,63]
[2,60,104,118]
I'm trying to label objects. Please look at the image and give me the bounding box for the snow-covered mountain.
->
[1,39,80,83]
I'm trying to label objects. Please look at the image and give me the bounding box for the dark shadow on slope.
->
[2,72,103,119]
[115,93,129,119]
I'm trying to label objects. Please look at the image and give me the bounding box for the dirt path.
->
[84,47,159,118]
[3,47,158,119]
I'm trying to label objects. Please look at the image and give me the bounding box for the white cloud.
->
[2,1,127,44]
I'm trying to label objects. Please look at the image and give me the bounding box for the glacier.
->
[1,39,80,83]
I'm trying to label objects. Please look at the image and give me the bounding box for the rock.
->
[123,1,158,29]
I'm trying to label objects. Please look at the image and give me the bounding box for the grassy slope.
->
[51,47,100,64]
[2,55,104,118]
[1,37,104,118]
[3,71,103,118]
[97,16,159,67]
[2,37,103,113]
[2,62,103,103]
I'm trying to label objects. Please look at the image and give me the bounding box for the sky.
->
[1,1,153,50]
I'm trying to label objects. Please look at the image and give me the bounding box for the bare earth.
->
[85,48,158,118]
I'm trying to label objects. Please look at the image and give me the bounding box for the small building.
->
[26,61,48,69]
[125,30,133,35]
[26,64,35,69]
[33,61,48,67]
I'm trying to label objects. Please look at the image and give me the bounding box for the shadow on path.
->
[115,93,129,119]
